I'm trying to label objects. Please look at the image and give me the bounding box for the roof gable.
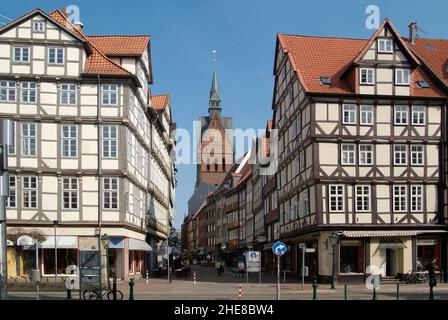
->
[353,18,420,65]
[0,8,86,43]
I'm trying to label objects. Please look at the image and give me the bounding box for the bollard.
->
[372,287,377,300]
[312,280,317,300]
[129,278,135,300]
[238,283,243,300]
[283,272,286,284]
[113,277,117,301]
[396,283,399,300]
[193,271,197,285]
[66,288,72,300]
[146,270,149,285]
[344,284,347,300]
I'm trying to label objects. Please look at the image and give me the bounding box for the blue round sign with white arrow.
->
[272,241,287,256]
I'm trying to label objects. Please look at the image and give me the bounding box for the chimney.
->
[73,21,84,34]
[408,22,417,44]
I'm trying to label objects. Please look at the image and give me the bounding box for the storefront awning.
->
[109,237,124,249]
[129,238,152,252]
[341,230,447,238]
[40,236,77,249]
[379,238,407,249]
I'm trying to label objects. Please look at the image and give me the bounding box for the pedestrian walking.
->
[220,260,225,275]
[216,260,221,276]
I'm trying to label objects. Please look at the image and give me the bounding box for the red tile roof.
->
[278,19,447,98]
[151,94,169,112]
[278,34,367,94]
[409,38,448,86]
[49,10,132,76]
[87,35,149,57]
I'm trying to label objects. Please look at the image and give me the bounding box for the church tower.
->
[187,60,234,217]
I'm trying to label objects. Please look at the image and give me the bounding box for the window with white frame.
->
[360,68,375,84]
[60,83,77,105]
[394,105,408,125]
[62,178,78,209]
[33,21,45,33]
[355,185,371,212]
[101,84,118,105]
[103,177,118,209]
[0,80,16,102]
[360,105,374,125]
[303,189,309,216]
[22,176,37,208]
[329,185,344,212]
[21,123,36,156]
[395,68,410,85]
[21,82,37,103]
[8,121,15,155]
[394,144,407,165]
[412,105,425,125]
[393,185,407,212]
[378,39,393,53]
[7,175,16,208]
[411,145,424,165]
[61,125,77,157]
[341,144,356,165]
[342,104,356,124]
[410,185,423,212]
[48,47,64,64]
[299,151,305,172]
[359,144,373,165]
[102,126,118,158]
[14,47,30,62]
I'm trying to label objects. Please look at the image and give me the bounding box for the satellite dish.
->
[17,235,35,246]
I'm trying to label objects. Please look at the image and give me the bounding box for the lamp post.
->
[101,234,111,290]
[53,220,58,283]
[329,232,339,290]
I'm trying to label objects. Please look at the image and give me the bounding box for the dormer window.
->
[395,68,410,85]
[360,68,375,85]
[33,21,45,33]
[378,39,393,53]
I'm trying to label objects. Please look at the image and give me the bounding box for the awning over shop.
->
[129,238,152,251]
[341,230,447,238]
[40,236,77,249]
[378,238,407,249]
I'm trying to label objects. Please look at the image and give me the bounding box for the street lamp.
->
[329,232,339,289]
[53,220,58,283]
[101,234,111,289]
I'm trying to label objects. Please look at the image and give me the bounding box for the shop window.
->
[43,249,78,274]
[340,240,363,273]
[417,238,440,271]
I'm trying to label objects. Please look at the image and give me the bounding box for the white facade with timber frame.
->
[272,19,448,283]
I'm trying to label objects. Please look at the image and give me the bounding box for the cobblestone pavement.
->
[7,265,448,300]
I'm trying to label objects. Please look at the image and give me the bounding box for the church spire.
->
[209,50,221,117]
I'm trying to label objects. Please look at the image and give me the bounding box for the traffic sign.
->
[246,251,260,272]
[272,241,287,256]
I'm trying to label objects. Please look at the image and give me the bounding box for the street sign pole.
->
[302,246,305,290]
[276,255,280,300]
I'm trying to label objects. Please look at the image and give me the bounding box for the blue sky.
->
[4,0,447,229]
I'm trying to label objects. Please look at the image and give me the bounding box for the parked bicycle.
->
[83,286,123,300]
[405,270,427,284]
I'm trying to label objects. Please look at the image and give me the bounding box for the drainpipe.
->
[97,75,103,294]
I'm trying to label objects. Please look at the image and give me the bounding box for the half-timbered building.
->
[1,8,176,281]
[273,19,447,282]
